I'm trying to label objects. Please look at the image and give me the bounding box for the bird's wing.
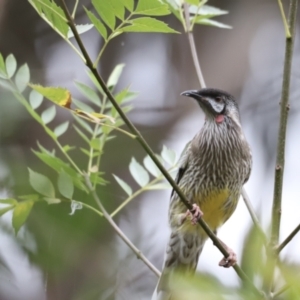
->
[171,141,191,198]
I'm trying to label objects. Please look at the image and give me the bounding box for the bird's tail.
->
[151,231,206,300]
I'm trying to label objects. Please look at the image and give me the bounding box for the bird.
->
[152,88,252,300]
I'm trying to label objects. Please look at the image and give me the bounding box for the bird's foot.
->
[181,204,203,225]
[219,246,237,268]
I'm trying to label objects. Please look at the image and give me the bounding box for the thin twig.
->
[59,1,265,297]
[276,223,300,254]
[265,0,298,293]
[241,189,267,244]
[272,282,290,298]
[183,3,206,89]
[84,174,161,278]
[271,0,298,250]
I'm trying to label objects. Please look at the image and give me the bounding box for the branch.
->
[271,0,298,249]
[263,0,298,294]
[276,222,300,254]
[84,174,161,278]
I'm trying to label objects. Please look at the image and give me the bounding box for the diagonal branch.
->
[59,1,265,297]
[84,174,161,278]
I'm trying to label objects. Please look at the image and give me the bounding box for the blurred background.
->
[0,0,300,299]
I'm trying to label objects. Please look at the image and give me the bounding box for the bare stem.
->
[276,222,300,254]
[241,189,267,244]
[59,1,265,296]
[183,3,206,89]
[264,0,298,293]
[84,174,161,278]
[271,0,298,251]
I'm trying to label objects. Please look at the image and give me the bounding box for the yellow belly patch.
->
[179,189,230,234]
[198,189,230,230]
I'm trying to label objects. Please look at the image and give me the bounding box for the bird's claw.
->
[218,247,237,268]
[183,203,203,225]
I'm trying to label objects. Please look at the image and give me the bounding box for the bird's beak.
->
[180,90,199,98]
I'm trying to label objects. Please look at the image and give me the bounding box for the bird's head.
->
[181,88,240,124]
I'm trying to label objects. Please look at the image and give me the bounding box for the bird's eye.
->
[215,97,222,103]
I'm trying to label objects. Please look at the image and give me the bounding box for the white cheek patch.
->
[209,99,225,114]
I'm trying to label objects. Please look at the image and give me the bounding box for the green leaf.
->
[145,183,170,190]
[113,175,132,196]
[19,194,40,201]
[67,24,94,39]
[41,105,56,124]
[115,88,138,104]
[121,17,179,33]
[195,18,232,29]
[86,70,105,95]
[92,0,115,30]
[30,0,68,37]
[58,170,74,199]
[72,98,94,113]
[74,115,93,134]
[74,126,90,144]
[44,197,61,204]
[190,4,228,16]
[0,198,18,205]
[121,0,134,11]
[0,79,14,91]
[12,201,34,234]
[107,64,125,88]
[135,0,171,16]
[90,138,101,150]
[84,8,107,40]
[33,147,88,192]
[143,155,161,177]
[74,81,101,106]
[28,168,55,198]
[5,54,17,78]
[62,145,76,153]
[15,64,30,92]
[0,205,15,217]
[29,84,71,108]
[129,158,149,187]
[161,145,176,165]
[70,200,82,215]
[0,53,7,78]
[29,89,44,109]
[54,121,69,137]
[185,0,199,5]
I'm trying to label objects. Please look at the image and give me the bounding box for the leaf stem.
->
[84,174,161,277]
[59,1,264,296]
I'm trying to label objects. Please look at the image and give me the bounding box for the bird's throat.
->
[215,114,225,123]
